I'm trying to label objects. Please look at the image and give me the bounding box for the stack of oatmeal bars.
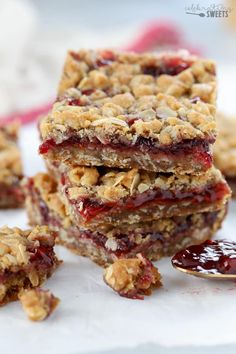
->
[24,49,231,266]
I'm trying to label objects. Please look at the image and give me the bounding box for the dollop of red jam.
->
[172,239,236,275]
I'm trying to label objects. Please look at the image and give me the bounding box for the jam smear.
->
[172,239,236,275]
[142,58,191,77]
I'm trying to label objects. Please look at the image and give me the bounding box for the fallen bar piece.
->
[23,173,227,266]
[19,288,60,321]
[104,254,162,299]
[39,49,217,174]
[0,122,24,208]
[48,163,230,229]
[0,225,59,305]
[214,113,236,196]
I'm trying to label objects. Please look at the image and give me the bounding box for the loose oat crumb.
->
[19,288,60,321]
[103,254,162,299]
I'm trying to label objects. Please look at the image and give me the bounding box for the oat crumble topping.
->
[63,165,223,202]
[40,50,217,147]
[104,253,162,299]
[0,225,55,270]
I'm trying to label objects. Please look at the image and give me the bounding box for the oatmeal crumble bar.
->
[214,113,236,196]
[19,288,60,321]
[0,225,60,305]
[39,49,217,174]
[0,121,24,208]
[23,173,227,266]
[103,254,162,299]
[48,162,230,228]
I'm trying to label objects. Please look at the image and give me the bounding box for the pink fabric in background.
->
[0,21,202,126]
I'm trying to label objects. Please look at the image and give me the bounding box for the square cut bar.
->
[47,162,230,229]
[0,225,59,305]
[0,122,24,208]
[214,113,236,196]
[23,173,227,267]
[39,49,217,174]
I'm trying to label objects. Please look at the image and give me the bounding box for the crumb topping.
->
[19,288,60,321]
[40,92,216,146]
[40,50,216,146]
[103,253,162,299]
[58,49,216,103]
[214,113,236,177]
[0,123,23,184]
[63,165,223,202]
[0,225,55,271]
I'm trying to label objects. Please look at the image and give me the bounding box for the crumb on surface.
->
[104,253,162,299]
[19,288,60,321]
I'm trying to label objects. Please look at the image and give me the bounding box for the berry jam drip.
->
[172,239,236,275]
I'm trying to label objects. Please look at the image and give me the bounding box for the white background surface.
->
[0,66,236,354]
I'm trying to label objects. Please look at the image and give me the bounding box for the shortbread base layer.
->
[40,138,212,175]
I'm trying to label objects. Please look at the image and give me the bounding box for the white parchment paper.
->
[0,66,236,354]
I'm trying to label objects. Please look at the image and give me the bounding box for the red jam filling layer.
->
[39,137,213,169]
[66,181,228,221]
[172,239,236,275]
